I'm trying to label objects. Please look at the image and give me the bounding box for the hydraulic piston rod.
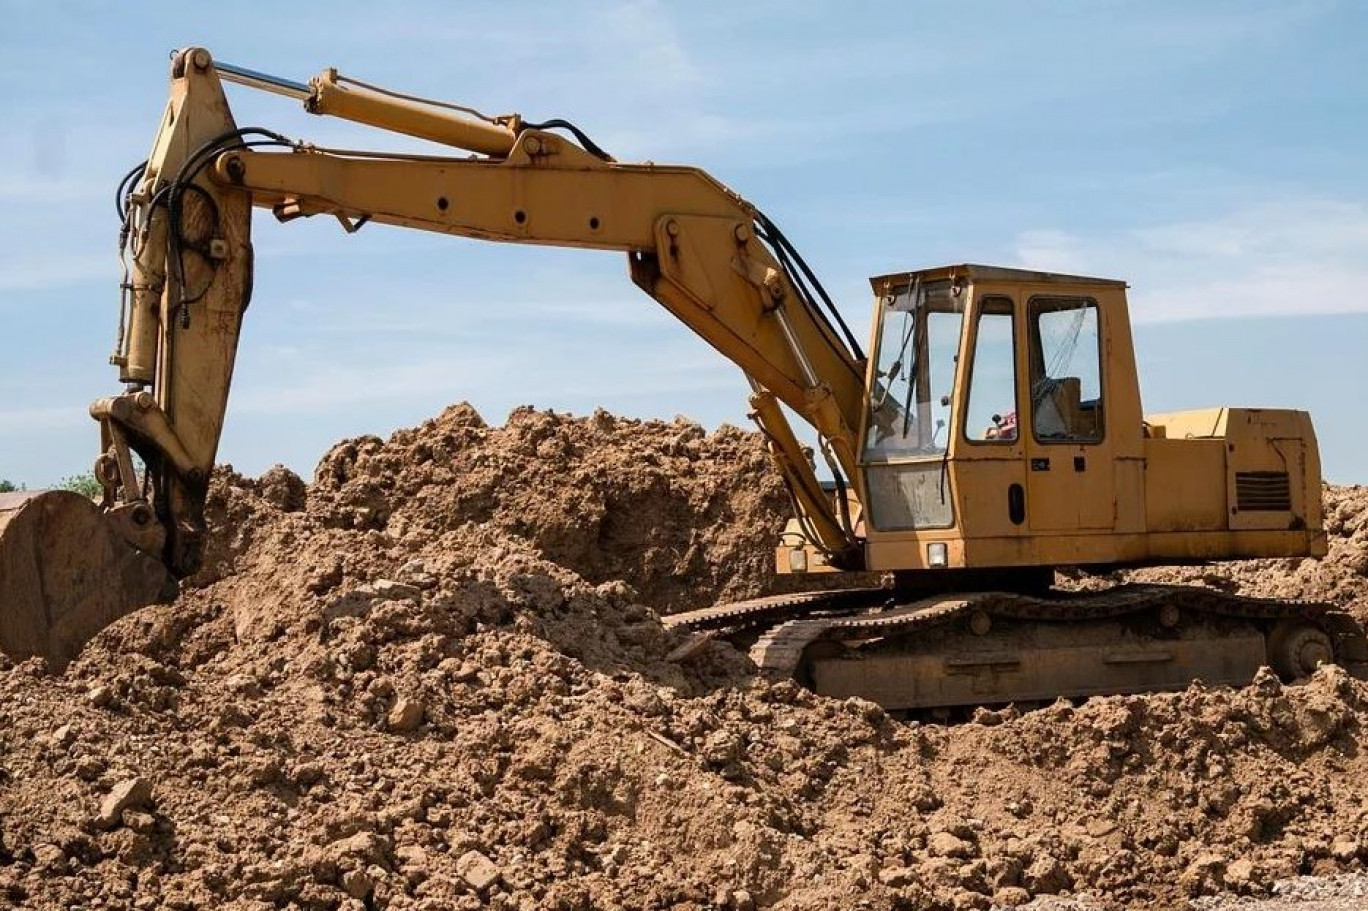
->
[215,61,312,101]
[216,58,519,158]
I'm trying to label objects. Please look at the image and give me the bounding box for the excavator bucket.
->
[0,491,176,668]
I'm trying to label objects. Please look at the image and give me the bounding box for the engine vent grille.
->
[1235,471,1291,512]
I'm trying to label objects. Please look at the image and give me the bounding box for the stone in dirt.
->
[385,695,424,732]
[455,849,500,892]
[928,830,976,859]
[94,777,152,830]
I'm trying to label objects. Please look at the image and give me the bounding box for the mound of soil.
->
[1,405,1366,911]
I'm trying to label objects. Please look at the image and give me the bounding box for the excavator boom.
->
[0,47,867,665]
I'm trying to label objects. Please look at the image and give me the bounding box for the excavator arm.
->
[99,47,869,596]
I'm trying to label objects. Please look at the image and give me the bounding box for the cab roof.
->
[869,263,1128,294]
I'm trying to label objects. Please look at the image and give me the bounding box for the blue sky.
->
[1,0,1365,485]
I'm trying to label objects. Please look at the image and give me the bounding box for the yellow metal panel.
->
[955,458,1027,538]
[1144,438,1227,531]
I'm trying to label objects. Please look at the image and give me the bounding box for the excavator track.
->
[667,584,1368,711]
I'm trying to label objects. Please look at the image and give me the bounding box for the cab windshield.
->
[865,278,966,459]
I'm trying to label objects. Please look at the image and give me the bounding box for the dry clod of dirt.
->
[93,778,153,831]
[0,405,1366,910]
[455,849,501,892]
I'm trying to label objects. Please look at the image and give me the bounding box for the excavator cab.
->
[838,264,1324,582]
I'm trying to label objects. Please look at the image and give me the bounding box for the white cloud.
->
[1011,198,1368,321]
[1011,229,1092,276]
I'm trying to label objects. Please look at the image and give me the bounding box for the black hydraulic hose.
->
[161,129,294,320]
[759,224,841,340]
[754,223,865,386]
[115,160,147,220]
[754,210,864,360]
[520,118,613,162]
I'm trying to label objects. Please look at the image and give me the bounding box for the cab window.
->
[963,297,1018,442]
[1027,297,1104,443]
[864,279,965,459]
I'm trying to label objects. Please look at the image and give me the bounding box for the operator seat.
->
[1033,376,1082,439]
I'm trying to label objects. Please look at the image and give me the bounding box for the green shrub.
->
[59,474,103,500]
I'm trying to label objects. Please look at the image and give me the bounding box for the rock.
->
[1085,819,1117,838]
[397,560,439,591]
[372,579,423,602]
[224,673,261,697]
[95,777,153,830]
[1022,855,1071,895]
[341,868,373,900]
[386,696,425,732]
[729,888,755,911]
[74,757,104,781]
[396,845,430,886]
[32,843,67,873]
[1226,857,1260,891]
[124,810,157,835]
[88,684,113,708]
[988,856,1024,890]
[993,885,1031,907]
[1179,853,1227,896]
[50,724,75,748]
[330,831,387,866]
[1331,836,1358,862]
[293,761,325,787]
[456,849,500,892]
[928,831,975,859]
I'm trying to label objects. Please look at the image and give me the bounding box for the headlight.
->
[927,542,948,568]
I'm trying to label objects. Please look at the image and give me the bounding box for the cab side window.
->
[963,297,1018,442]
[1028,297,1104,443]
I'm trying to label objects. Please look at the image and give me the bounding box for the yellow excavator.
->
[1,48,1359,708]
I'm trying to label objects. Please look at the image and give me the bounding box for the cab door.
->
[1022,296,1115,531]
[956,294,1029,538]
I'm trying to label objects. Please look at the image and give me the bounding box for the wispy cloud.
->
[0,404,87,433]
[229,330,738,419]
[0,176,108,203]
[0,254,110,292]
[1011,198,1368,321]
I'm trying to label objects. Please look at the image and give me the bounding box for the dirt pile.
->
[262,403,796,611]
[0,406,1366,911]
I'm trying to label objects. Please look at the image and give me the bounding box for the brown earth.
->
[1,403,1367,911]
